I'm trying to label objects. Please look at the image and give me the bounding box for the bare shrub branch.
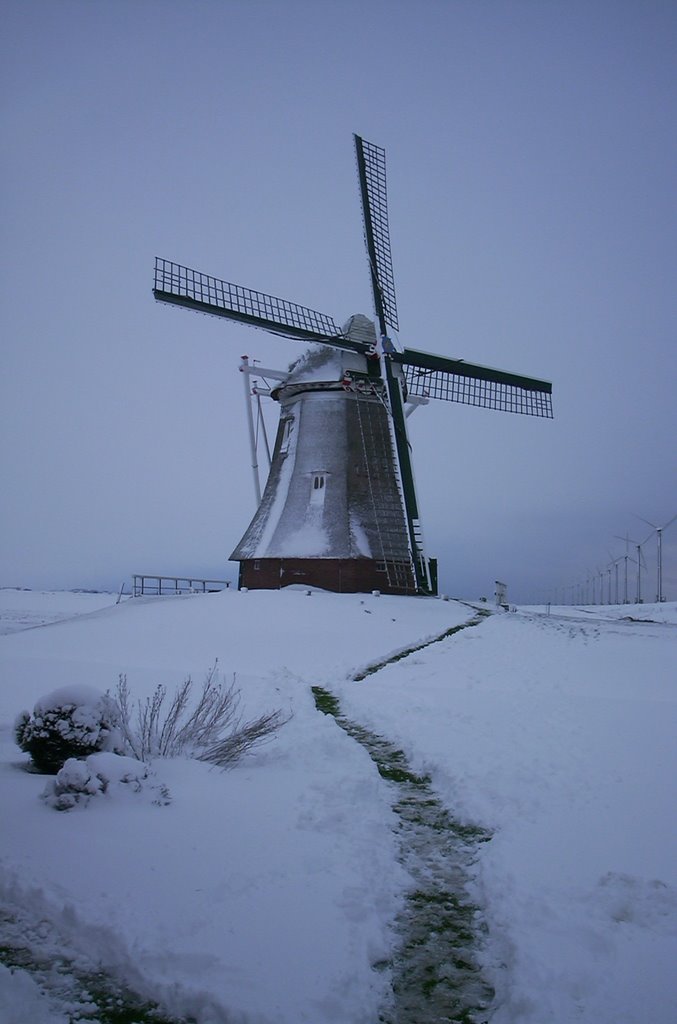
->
[199,708,291,768]
[115,675,141,760]
[111,662,289,768]
[157,679,191,756]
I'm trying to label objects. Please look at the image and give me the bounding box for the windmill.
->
[153,134,553,595]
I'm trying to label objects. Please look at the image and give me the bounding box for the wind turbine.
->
[588,568,597,605]
[587,570,594,605]
[613,534,634,604]
[597,566,606,605]
[607,550,623,605]
[619,534,647,604]
[634,513,677,603]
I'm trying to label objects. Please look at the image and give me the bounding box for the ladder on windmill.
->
[354,392,418,592]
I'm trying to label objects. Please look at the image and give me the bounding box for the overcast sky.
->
[2,0,676,603]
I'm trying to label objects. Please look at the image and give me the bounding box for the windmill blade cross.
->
[354,135,399,335]
[394,347,553,418]
[153,258,370,354]
[151,131,555,599]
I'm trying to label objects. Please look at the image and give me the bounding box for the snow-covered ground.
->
[0,588,675,1023]
[0,589,119,636]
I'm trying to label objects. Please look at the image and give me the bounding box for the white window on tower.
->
[310,473,327,505]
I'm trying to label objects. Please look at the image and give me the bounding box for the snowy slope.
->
[0,589,119,636]
[334,605,677,1022]
[0,590,676,1023]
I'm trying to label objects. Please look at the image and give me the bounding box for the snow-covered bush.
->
[41,751,170,811]
[113,661,290,767]
[14,685,122,773]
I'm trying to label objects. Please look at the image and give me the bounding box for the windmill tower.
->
[153,135,553,595]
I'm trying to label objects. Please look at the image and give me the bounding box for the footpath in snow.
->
[0,588,675,1023]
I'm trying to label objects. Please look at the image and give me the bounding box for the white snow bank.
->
[521,599,677,625]
[1,589,468,1023]
[0,589,118,635]
[0,710,406,1022]
[0,587,470,719]
[32,683,107,713]
[334,604,677,1023]
[2,591,674,1023]
[41,752,166,811]
[0,962,69,1024]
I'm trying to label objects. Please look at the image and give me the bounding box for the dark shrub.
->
[15,685,121,773]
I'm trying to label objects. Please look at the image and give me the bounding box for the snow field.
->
[1,692,402,1023]
[0,589,119,636]
[0,588,470,1023]
[0,590,675,1022]
[333,607,677,1023]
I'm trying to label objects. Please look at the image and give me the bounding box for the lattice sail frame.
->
[154,257,351,346]
[354,136,399,332]
[401,363,553,417]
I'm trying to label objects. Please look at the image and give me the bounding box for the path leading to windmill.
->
[313,680,494,1024]
[313,610,495,1023]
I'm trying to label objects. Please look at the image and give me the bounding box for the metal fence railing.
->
[132,574,230,598]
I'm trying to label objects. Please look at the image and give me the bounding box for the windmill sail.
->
[153,258,369,354]
[354,135,399,334]
[354,135,428,586]
[395,348,553,418]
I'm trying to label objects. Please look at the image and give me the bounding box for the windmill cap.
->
[342,314,377,349]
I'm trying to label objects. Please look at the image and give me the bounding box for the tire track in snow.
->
[0,913,183,1024]
[312,611,494,1024]
[353,608,489,681]
[0,874,201,1023]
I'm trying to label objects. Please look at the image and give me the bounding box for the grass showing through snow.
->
[0,930,187,1023]
[312,683,493,1024]
[352,610,490,681]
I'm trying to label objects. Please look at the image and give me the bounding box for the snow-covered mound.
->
[41,751,169,811]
